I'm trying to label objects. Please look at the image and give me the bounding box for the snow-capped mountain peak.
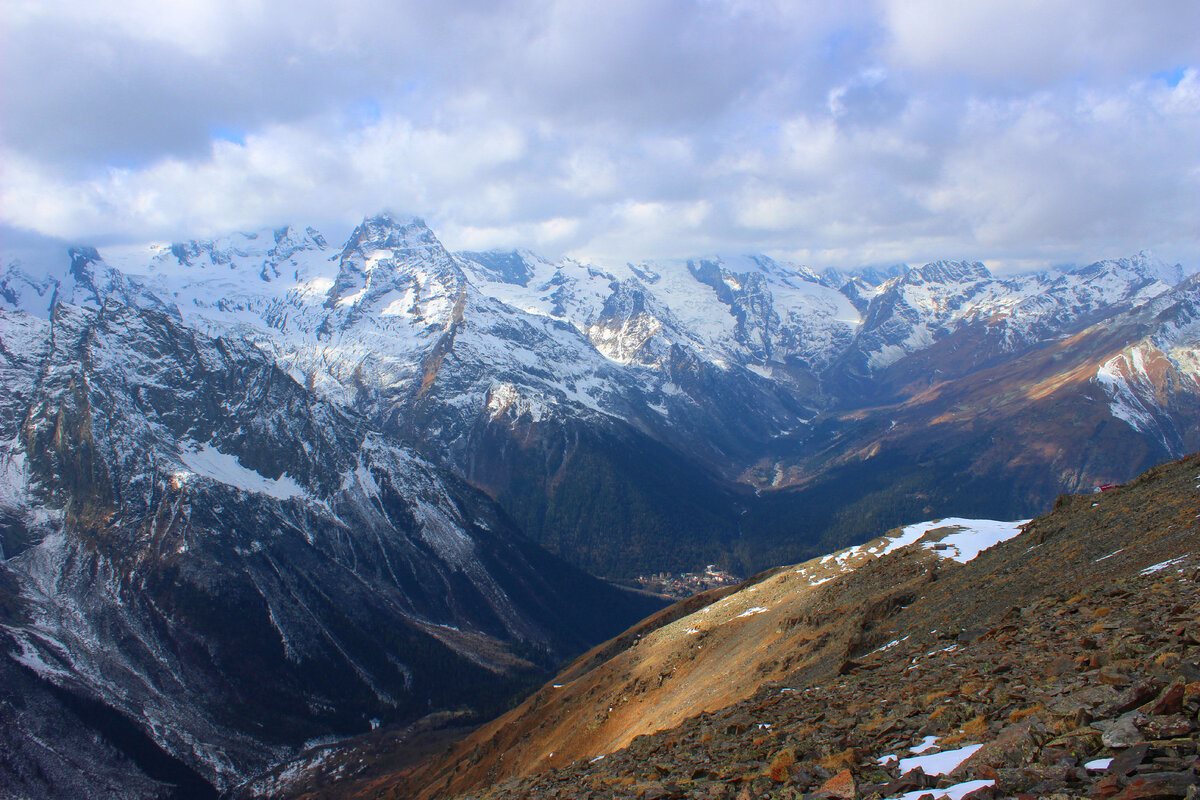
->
[325,214,461,310]
[121,225,332,285]
[901,259,991,286]
[336,213,444,263]
[1072,249,1185,289]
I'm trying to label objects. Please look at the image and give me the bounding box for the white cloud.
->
[1,1,1197,271]
[923,82,1200,258]
[883,0,1200,84]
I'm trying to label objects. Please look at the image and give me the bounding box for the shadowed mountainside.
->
[306,452,1200,800]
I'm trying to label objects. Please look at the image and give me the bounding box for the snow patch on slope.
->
[487,382,548,422]
[898,518,1031,564]
[895,743,984,775]
[0,444,34,511]
[178,442,306,500]
[795,516,1028,589]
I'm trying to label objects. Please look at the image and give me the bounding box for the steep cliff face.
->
[0,302,663,797]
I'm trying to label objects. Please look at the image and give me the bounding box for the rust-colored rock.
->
[818,768,858,799]
[1141,714,1193,739]
[1108,742,1149,775]
[767,747,796,782]
[1146,679,1186,716]
[1108,772,1197,799]
[882,767,932,795]
[960,785,997,800]
[1104,681,1166,716]
[1100,666,1131,686]
[953,720,1040,777]
[1090,774,1125,799]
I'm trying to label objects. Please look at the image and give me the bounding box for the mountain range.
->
[1,213,1198,795]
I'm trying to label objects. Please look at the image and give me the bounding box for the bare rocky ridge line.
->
[362,453,1200,800]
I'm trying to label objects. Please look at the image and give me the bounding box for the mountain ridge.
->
[4,214,1199,580]
[363,451,1200,800]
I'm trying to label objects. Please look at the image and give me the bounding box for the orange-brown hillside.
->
[264,452,1200,800]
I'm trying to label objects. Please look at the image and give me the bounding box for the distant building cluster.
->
[633,565,740,598]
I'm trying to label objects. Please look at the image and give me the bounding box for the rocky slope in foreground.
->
[328,452,1200,800]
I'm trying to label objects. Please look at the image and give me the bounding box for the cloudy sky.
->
[2,0,1198,270]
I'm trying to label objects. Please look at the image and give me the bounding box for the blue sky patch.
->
[211,126,247,146]
[349,97,383,128]
[1154,66,1187,87]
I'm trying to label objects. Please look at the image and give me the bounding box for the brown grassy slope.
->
[466,535,1200,799]
[386,452,1198,800]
